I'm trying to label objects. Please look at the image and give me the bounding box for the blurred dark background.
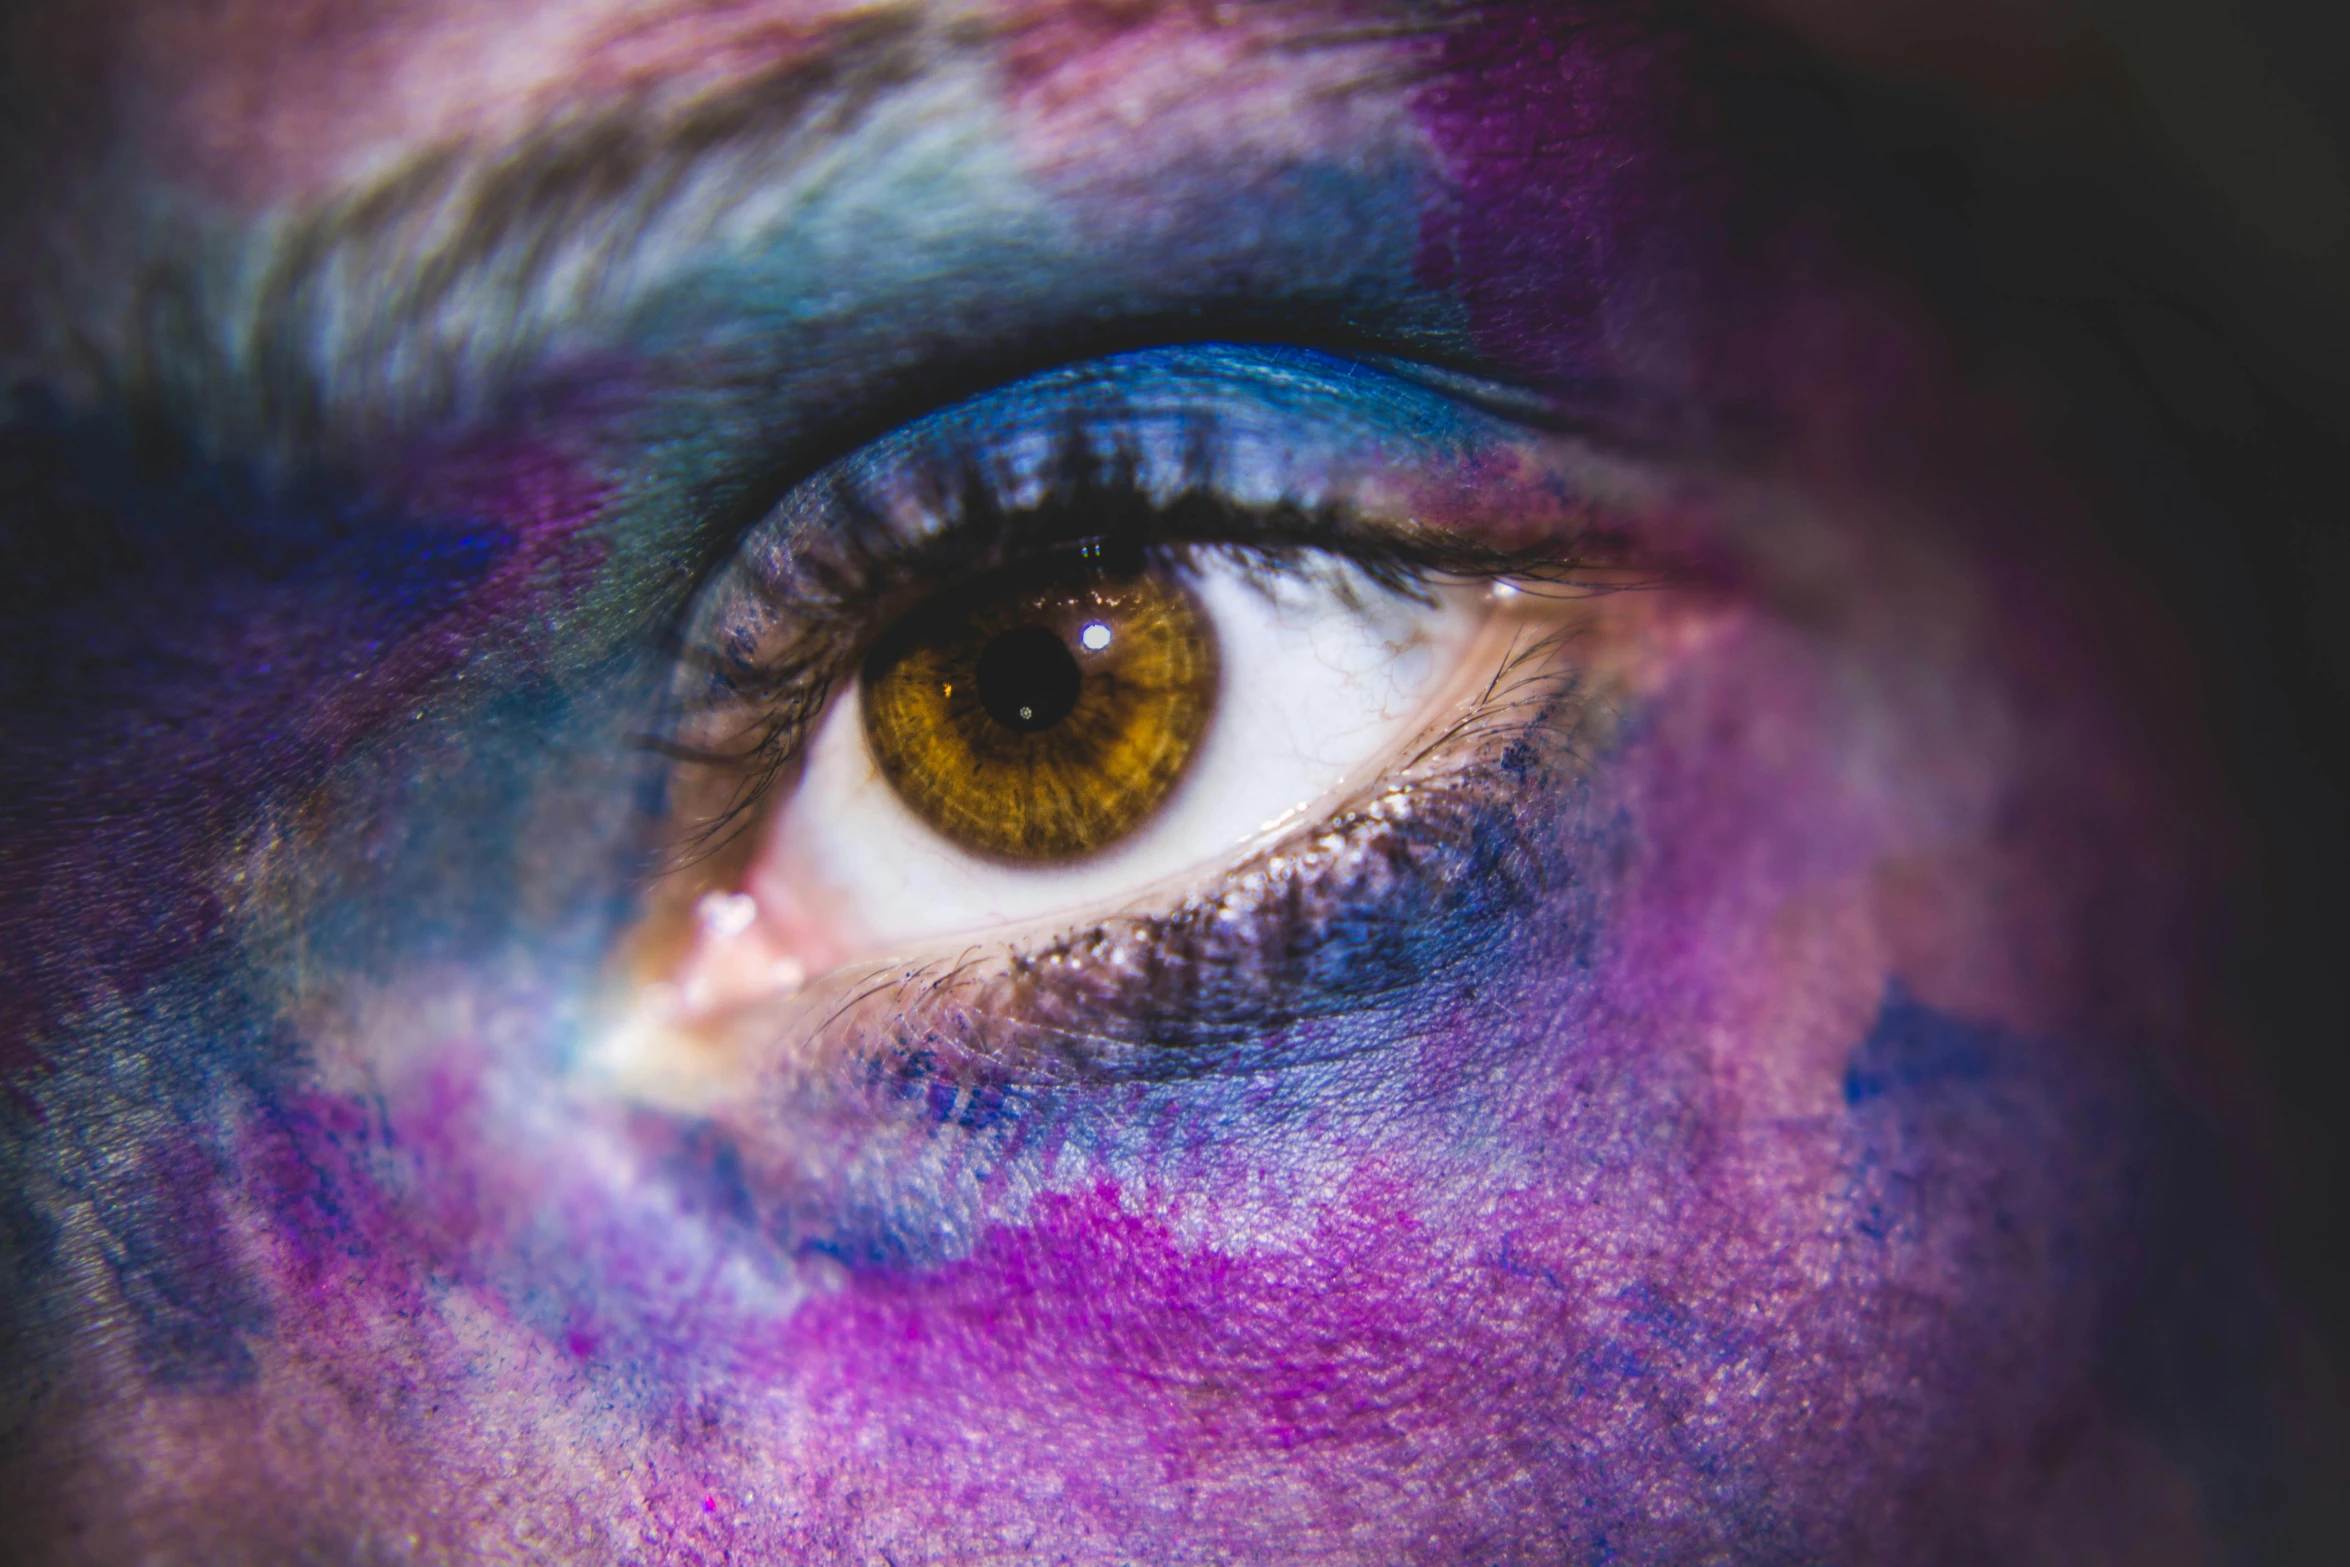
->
[1758,0,2350,1543]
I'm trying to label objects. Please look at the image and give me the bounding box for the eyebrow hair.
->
[104,2,955,468]
[59,0,1470,475]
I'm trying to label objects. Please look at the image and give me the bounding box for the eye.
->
[777,544,1488,951]
[603,345,1638,1089]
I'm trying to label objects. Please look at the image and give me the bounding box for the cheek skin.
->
[0,9,2283,1567]
[20,467,2211,1564]
[27,517,2190,1564]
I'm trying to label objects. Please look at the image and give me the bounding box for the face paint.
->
[0,3,2307,1562]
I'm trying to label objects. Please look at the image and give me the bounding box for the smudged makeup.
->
[0,2,2321,1563]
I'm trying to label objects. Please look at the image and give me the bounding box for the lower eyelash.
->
[821,628,1597,1088]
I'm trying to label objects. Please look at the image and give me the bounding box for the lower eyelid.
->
[938,756,1567,1081]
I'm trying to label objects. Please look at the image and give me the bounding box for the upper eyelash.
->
[646,422,1601,866]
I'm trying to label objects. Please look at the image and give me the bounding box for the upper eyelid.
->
[651,345,1644,848]
[676,345,1636,654]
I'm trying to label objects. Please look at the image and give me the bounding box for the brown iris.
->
[860,564,1218,861]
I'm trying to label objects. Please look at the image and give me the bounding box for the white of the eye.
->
[750,553,1486,953]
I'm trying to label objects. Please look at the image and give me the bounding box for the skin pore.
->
[1,1,2340,1562]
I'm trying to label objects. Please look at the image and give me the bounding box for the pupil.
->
[976,624,1082,733]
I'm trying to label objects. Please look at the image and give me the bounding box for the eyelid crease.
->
[1357,353,1766,464]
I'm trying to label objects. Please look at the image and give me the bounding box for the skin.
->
[0,1,2339,1562]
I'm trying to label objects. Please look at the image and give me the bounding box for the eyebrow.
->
[72,0,1466,474]
[109,3,957,467]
